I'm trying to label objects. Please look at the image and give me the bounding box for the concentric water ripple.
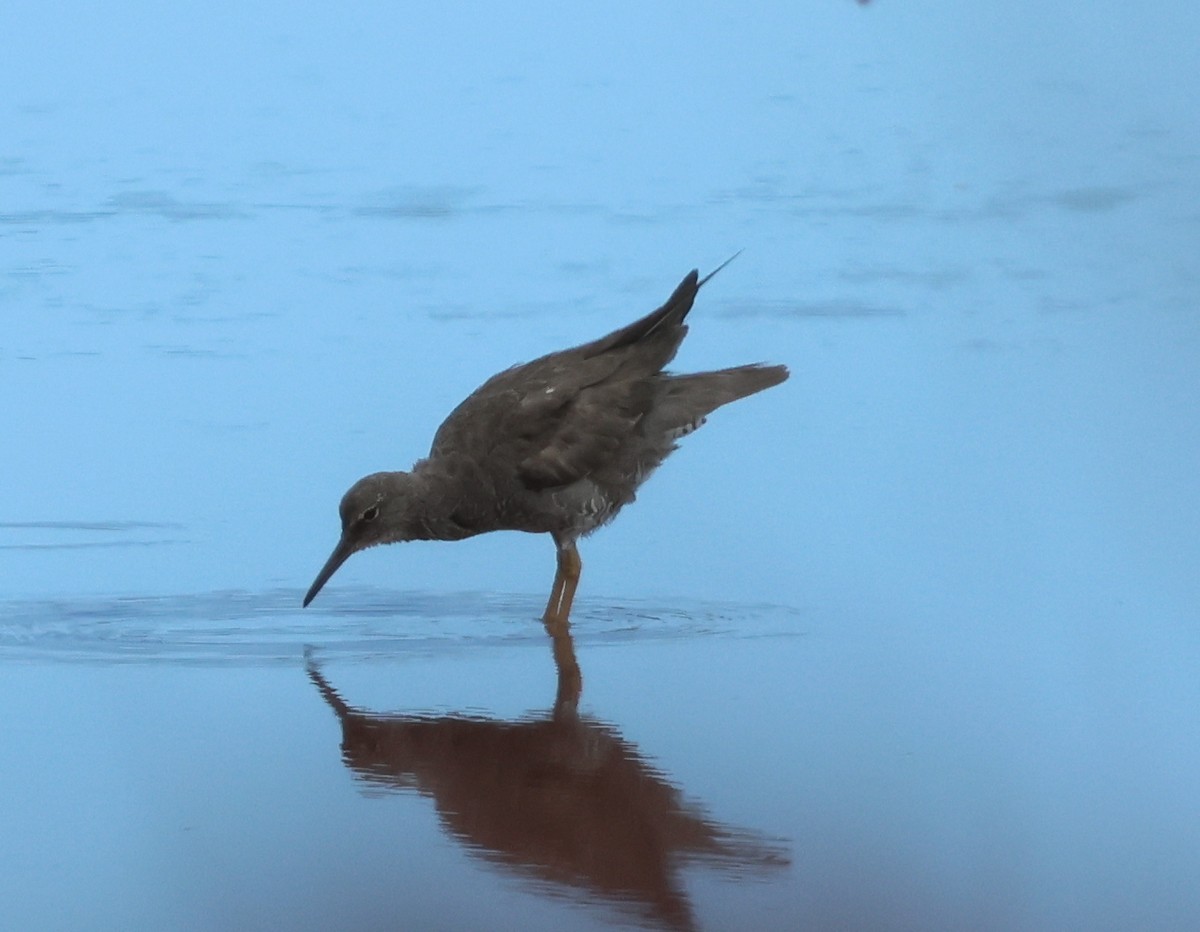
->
[0,587,804,665]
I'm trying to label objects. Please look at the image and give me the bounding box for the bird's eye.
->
[361,505,380,522]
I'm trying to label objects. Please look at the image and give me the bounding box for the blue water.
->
[3,2,1199,929]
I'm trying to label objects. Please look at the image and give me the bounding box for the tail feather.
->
[647,363,788,437]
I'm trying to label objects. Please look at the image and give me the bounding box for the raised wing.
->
[428,263,731,491]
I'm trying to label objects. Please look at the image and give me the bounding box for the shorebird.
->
[303,258,788,626]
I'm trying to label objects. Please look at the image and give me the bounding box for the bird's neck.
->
[402,459,485,542]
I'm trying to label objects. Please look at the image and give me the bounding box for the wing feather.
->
[427,266,727,491]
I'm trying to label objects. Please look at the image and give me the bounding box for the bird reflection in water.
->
[305,624,788,931]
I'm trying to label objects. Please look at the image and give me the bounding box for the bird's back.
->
[421,267,785,537]
[428,269,702,464]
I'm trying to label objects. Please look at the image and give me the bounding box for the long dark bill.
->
[303,537,355,607]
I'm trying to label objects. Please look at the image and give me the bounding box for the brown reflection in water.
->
[305,624,788,931]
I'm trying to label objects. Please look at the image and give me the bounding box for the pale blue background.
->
[2,2,1198,929]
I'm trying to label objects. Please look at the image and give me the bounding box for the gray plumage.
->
[304,261,789,624]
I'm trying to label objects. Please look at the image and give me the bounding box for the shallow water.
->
[0,588,800,665]
[3,1,1200,929]
[4,592,1199,930]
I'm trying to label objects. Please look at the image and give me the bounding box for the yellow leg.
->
[542,564,567,624]
[542,537,582,628]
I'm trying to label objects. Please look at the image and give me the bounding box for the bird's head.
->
[303,471,418,607]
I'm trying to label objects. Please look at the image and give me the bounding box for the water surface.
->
[3,1,1198,929]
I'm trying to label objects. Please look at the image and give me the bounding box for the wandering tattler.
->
[303,258,788,626]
